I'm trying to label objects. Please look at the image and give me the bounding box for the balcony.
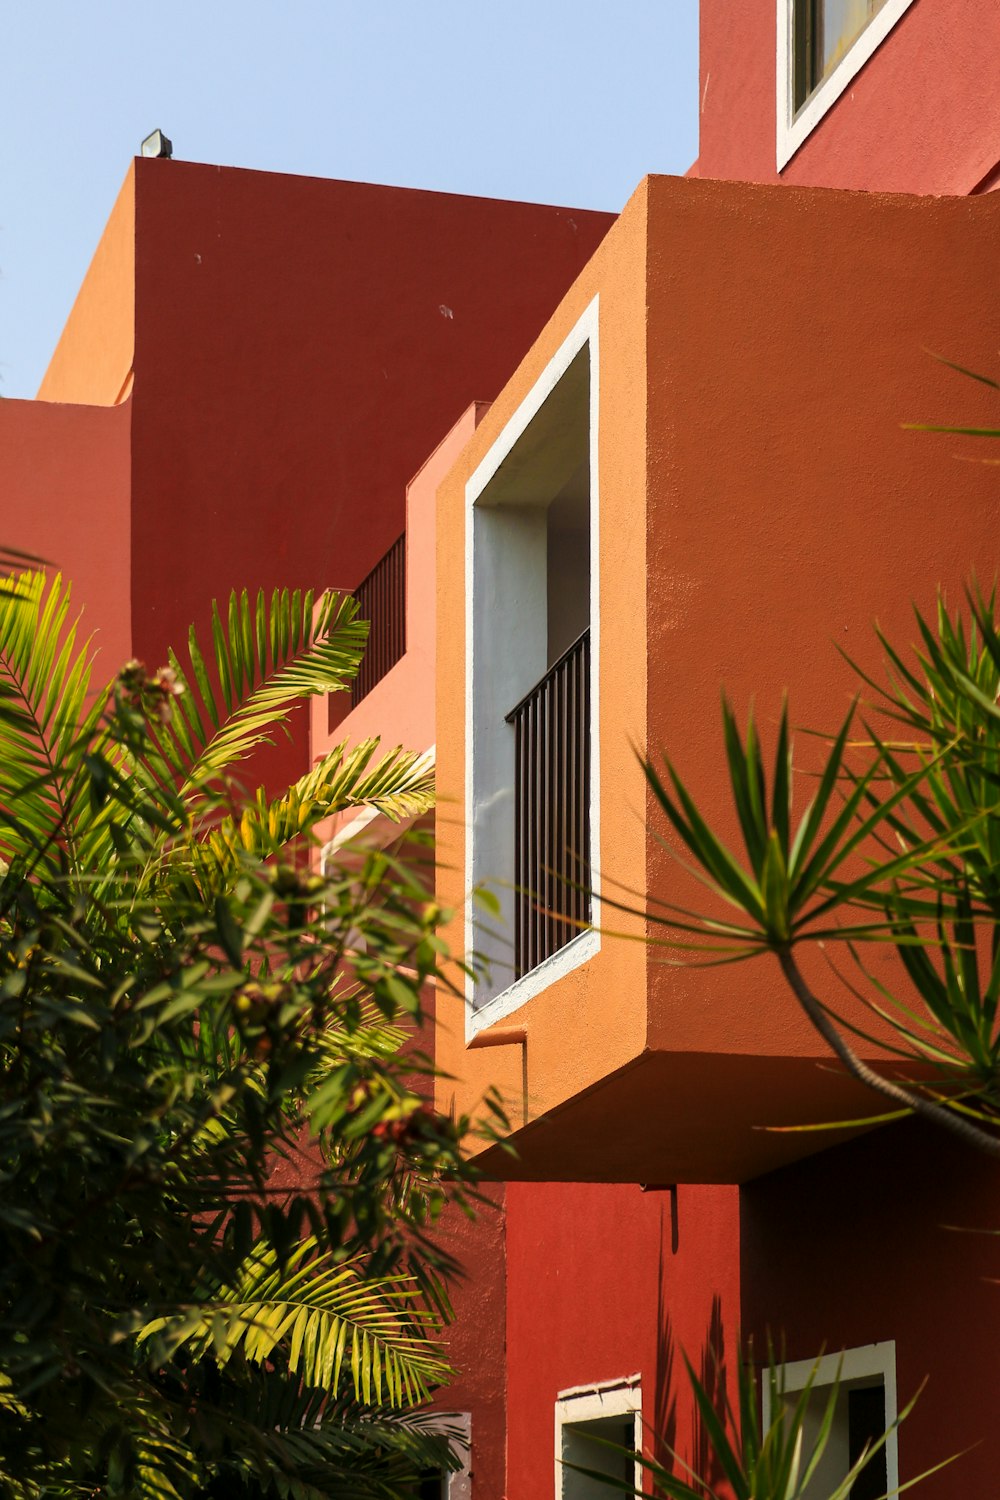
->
[327,533,406,734]
[506,629,591,980]
[436,177,1000,1184]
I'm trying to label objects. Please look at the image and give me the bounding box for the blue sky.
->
[1,2,699,400]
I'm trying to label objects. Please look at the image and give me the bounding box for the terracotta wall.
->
[699,0,1000,192]
[504,1181,740,1499]
[644,174,1000,1065]
[434,178,650,1135]
[123,158,612,789]
[0,397,132,674]
[436,171,1000,1179]
[742,1120,1000,1497]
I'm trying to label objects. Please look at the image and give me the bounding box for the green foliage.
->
[0,572,478,1497]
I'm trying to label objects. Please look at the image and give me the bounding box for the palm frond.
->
[0,572,104,878]
[153,587,367,806]
[196,739,434,882]
[196,1368,458,1500]
[139,1239,451,1406]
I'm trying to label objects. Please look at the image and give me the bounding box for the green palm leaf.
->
[563,1345,935,1500]
[0,572,104,878]
[197,738,434,880]
[139,1238,451,1407]
[195,1368,459,1499]
[163,587,368,804]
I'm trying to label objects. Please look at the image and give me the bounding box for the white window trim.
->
[463,297,601,1039]
[761,1341,898,1493]
[555,1375,642,1499]
[776,0,917,169]
[439,1411,472,1500]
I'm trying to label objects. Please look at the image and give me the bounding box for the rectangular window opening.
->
[764,1343,897,1500]
[467,321,598,1013]
[779,0,916,169]
[555,1380,642,1500]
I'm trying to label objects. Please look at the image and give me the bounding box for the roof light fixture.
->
[141,129,173,159]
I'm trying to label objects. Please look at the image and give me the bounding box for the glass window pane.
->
[794,0,890,112]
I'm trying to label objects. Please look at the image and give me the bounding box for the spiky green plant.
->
[640,587,1000,1157]
[563,1344,939,1500]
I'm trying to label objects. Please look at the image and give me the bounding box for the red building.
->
[6,5,1000,1496]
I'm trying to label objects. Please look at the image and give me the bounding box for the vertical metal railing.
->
[339,534,406,715]
[505,629,591,980]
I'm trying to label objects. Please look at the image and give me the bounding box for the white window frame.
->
[464,297,601,1037]
[555,1375,642,1499]
[761,1341,898,1494]
[777,0,917,168]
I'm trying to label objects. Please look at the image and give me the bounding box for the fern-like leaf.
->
[0,572,104,879]
[139,1239,451,1407]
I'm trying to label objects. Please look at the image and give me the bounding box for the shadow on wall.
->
[653,1208,678,1471]
[693,1296,729,1495]
[654,1211,733,1493]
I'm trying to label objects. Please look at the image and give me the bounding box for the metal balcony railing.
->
[505,629,591,980]
[326,536,406,733]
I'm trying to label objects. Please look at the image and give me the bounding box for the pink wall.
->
[699,0,1000,192]
[0,397,132,676]
[311,404,490,794]
[504,1182,740,1498]
[741,1120,1000,1498]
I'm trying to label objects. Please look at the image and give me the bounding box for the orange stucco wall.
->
[699,0,1000,192]
[437,172,1000,1182]
[434,178,651,1135]
[36,166,135,407]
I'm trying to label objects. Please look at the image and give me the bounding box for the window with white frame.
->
[762,1342,897,1500]
[777,0,917,168]
[465,300,600,1027]
[555,1377,642,1499]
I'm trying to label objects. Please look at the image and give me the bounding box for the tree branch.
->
[777,946,1000,1160]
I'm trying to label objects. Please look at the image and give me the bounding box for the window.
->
[555,1378,642,1499]
[777,0,916,168]
[761,1343,897,1500]
[465,300,600,1027]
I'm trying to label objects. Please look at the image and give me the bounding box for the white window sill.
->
[466,927,600,1040]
